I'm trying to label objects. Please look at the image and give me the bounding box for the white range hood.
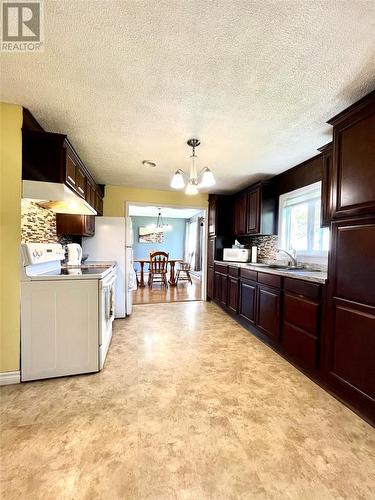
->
[22,180,97,215]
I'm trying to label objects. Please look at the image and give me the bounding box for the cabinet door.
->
[84,215,95,236]
[256,284,281,340]
[325,218,375,406]
[330,98,375,218]
[214,272,221,302]
[76,169,86,199]
[234,192,247,236]
[320,144,333,227]
[220,274,228,306]
[228,277,239,313]
[207,268,214,299]
[239,280,257,324]
[208,197,217,236]
[65,153,77,190]
[207,236,216,268]
[246,187,260,234]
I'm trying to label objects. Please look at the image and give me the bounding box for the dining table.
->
[133,258,183,287]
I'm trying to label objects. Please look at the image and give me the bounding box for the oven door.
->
[99,272,116,369]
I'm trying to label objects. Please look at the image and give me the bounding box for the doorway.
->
[126,202,207,305]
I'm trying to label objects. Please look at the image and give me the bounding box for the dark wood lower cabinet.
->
[282,292,320,369]
[207,268,214,299]
[256,284,281,340]
[212,258,374,424]
[228,277,239,313]
[214,270,228,306]
[239,280,257,324]
[220,274,228,307]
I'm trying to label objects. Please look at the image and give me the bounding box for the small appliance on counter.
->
[223,248,250,262]
[66,243,83,265]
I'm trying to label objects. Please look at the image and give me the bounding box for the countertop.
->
[214,261,327,284]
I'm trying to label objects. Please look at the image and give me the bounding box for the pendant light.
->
[146,208,172,233]
[170,139,216,194]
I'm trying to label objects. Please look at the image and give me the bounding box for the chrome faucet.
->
[277,249,298,267]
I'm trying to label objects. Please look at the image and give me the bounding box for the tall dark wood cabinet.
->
[207,195,232,299]
[318,142,333,227]
[324,91,375,422]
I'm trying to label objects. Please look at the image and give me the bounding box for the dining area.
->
[132,251,201,304]
[129,205,204,305]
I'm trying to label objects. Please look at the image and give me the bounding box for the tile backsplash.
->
[241,235,279,262]
[240,234,328,270]
[21,200,58,243]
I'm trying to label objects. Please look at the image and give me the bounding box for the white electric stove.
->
[21,243,117,381]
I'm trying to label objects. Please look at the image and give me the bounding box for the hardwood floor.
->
[133,274,202,304]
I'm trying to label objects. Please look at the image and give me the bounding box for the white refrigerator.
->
[82,217,134,318]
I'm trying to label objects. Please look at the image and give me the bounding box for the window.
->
[279,182,329,258]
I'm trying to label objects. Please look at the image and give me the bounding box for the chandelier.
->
[146,208,172,233]
[170,139,216,195]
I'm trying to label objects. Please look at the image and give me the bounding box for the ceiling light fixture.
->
[170,139,216,195]
[142,160,157,168]
[146,208,172,233]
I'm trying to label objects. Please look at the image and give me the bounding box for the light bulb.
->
[198,168,216,188]
[185,181,198,195]
[170,170,185,189]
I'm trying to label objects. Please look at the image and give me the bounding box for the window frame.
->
[278,181,328,259]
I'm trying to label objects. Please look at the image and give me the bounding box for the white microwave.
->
[223,248,250,262]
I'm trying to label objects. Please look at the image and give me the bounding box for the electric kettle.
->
[66,243,83,266]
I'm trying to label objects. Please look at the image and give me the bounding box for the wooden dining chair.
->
[148,251,169,288]
[176,252,193,285]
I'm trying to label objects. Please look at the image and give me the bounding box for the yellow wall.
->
[104,185,208,217]
[0,103,22,373]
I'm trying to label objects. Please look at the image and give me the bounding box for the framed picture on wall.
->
[139,227,164,243]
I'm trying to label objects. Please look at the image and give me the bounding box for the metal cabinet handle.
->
[78,187,84,194]
[67,176,76,185]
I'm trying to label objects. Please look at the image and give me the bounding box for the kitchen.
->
[1,2,375,499]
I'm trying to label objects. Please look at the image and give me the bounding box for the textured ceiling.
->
[1,1,375,193]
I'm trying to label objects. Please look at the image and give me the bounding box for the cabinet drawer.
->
[284,277,321,300]
[284,293,319,335]
[228,266,240,277]
[283,322,318,369]
[215,263,228,274]
[257,272,281,289]
[240,268,257,281]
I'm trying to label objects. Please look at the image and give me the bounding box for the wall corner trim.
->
[0,371,21,386]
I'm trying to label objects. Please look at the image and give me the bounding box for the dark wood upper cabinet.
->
[233,181,277,237]
[56,214,95,237]
[246,187,260,234]
[318,142,333,227]
[208,196,217,236]
[22,129,104,215]
[328,91,375,219]
[234,191,247,236]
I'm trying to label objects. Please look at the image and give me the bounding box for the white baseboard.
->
[0,371,21,386]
